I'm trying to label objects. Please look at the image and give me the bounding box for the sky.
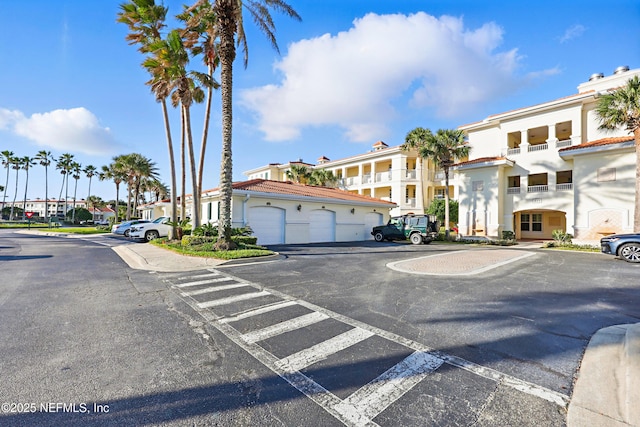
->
[1,0,639,203]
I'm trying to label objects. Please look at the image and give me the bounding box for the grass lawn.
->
[151,238,274,260]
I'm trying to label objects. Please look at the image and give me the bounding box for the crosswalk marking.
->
[174,277,234,288]
[178,271,220,280]
[197,290,271,308]
[276,327,375,373]
[241,312,329,344]
[334,351,444,423]
[181,283,250,296]
[219,300,299,324]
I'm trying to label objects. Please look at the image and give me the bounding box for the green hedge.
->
[181,235,258,246]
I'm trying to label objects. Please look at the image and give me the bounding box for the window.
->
[508,176,520,188]
[532,214,542,231]
[528,173,548,186]
[472,180,484,191]
[597,167,616,182]
[556,170,572,184]
[521,214,530,231]
[521,213,543,232]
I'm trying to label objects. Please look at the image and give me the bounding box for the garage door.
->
[364,212,383,240]
[309,209,336,243]
[248,206,285,245]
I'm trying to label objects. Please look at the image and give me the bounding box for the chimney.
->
[589,73,604,81]
[614,65,630,75]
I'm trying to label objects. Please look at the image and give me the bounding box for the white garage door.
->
[309,209,336,243]
[364,212,383,240]
[248,206,285,245]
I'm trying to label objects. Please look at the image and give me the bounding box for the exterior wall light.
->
[297,204,302,211]
[350,208,355,214]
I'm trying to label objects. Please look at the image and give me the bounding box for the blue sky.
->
[1,0,639,202]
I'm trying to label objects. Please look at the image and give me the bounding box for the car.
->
[129,216,172,241]
[372,214,439,244]
[600,233,640,263]
[111,219,150,237]
[95,219,110,226]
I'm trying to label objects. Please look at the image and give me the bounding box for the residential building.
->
[2,199,88,219]
[244,141,456,217]
[455,66,638,241]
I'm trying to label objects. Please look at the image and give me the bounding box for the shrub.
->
[232,235,257,245]
[502,230,515,240]
[552,229,573,243]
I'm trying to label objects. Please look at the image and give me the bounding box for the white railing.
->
[345,176,359,186]
[362,174,372,184]
[406,170,417,179]
[405,198,416,207]
[434,171,445,180]
[507,187,521,194]
[507,147,521,156]
[527,185,549,193]
[375,172,392,182]
[556,183,573,191]
[528,143,548,152]
[556,139,572,148]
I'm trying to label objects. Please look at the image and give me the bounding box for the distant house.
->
[455,66,638,241]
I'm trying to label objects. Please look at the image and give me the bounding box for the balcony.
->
[362,174,372,184]
[406,170,417,179]
[405,198,416,207]
[507,147,521,156]
[556,183,573,191]
[556,139,572,149]
[344,176,360,186]
[528,143,548,152]
[375,171,392,182]
[507,187,521,194]
[527,185,549,193]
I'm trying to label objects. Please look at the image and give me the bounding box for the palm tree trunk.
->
[444,168,450,240]
[2,166,9,216]
[634,128,640,232]
[181,107,186,222]
[87,177,92,222]
[160,99,178,238]
[44,165,49,222]
[22,168,28,220]
[64,171,69,219]
[57,174,65,221]
[10,168,19,220]
[184,104,200,227]
[72,178,78,222]
[197,62,214,214]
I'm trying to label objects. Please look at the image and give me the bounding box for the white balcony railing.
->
[507,147,521,156]
[528,143,548,152]
[556,139,572,148]
[345,176,360,186]
[375,172,392,182]
[507,187,521,194]
[362,174,372,184]
[527,185,549,193]
[556,183,573,191]
[405,198,416,207]
[406,170,417,179]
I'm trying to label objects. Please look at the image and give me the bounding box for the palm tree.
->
[20,156,36,220]
[213,0,301,249]
[309,169,338,187]
[35,150,55,222]
[286,164,311,184]
[115,153,158,219]
[595,75,640,232]
[118,0,178,236]
[403,128,470,240]
[1,150,14,217]
[84,165,97,222]
[70,161,82,222]
[100,161,126,222]
[10,156,22,220]
[56,153,75,219]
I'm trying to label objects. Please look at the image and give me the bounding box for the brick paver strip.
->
[387,248,536,276]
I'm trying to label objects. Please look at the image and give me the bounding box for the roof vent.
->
[589,73,604,81]
[614,65,630,75]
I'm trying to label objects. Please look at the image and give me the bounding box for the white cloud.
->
[1,107,120,155]
[240,12,535,142]
[560,24,586,43]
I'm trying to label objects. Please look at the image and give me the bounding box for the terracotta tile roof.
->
[454,156,510,167]
[559,136,635,152]
[201,179,395,206]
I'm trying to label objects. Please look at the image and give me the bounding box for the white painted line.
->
[179,271,220,280]
[219,300,299,324]
[174,277,235,288]
[334,351,444,423]
[197,290,271,308]
[241,312,329,344]
[181,283,250,296]
[276,328,375,373]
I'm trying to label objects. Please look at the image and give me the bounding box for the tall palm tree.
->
[286,164,311,184]
[84,165,97,222]
[118,0,178,235]
[309,169,338,187]
[403,128,470,240]
[35,150,55,222]
[1,150,14,217]
[20,156,36,220]
[56,153,75,219]
[100,161,126,222]
[213,0,301,249]
[115,153,158,219]
[10,156,22,220]
[70,161,82,222]
[595,75,640,232]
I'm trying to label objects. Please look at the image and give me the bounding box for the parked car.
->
[600,233,640,263]
[111,219,149,237]
[372,214,439,244]
[129,216,172,241]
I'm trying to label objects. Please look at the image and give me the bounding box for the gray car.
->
[111,220,149,237]
[600,233,640,263]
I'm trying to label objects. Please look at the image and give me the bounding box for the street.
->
[1,230,639,426]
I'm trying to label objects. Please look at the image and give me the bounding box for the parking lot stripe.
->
[219,300,298,324]
[334,350,444,423]
[174,277,235,288]
[276,327,375,373]
[241,312,329,344]
[197,290,271,308]
[181,283,250,296]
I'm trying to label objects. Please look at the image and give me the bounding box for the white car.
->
[129,216,172,241]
